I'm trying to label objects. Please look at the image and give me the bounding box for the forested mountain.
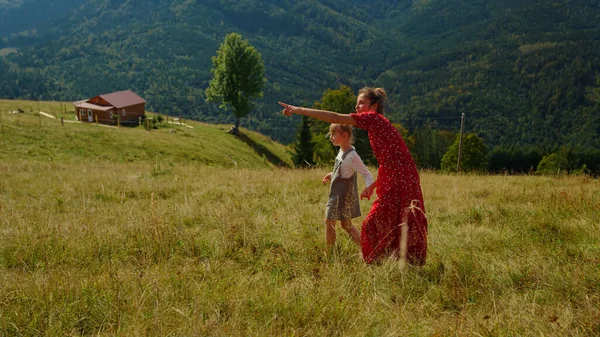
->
[0,0,87,36]
[0,0,599,148]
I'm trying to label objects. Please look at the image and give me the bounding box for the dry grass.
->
[1,159,599,336]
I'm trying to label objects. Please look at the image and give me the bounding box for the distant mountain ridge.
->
[0,0,86,36]
[0,0,599,148]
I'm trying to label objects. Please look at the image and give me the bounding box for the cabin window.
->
[80,109,87,117]
[109,111,113,119]
[122,109,126,116]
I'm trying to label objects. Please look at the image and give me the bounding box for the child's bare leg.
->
[325,219,336,248]
[340,220,360,246]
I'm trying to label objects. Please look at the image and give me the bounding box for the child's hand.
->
[322,172,332,184]
[361,184,376,200]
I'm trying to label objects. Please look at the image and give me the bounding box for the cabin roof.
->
[98,90,146,109]
[73,100,114,111]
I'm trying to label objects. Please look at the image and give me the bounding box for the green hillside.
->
[0,0,599,148]
[0,99,292,168]
[0,0,86,36]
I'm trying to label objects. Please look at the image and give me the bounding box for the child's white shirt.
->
[332,148,374,187]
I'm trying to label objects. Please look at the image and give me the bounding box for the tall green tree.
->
[441,133,488,173]
[292,115,315,168]
[536,149,570,175]
[206,32,265,135]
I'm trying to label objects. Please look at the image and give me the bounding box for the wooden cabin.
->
[73,90,146,126]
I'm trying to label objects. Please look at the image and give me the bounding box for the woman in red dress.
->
[279,87,427,265]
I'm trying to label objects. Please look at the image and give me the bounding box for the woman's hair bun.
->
[374,88,387,100]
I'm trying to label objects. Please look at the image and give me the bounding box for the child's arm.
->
[349,154,376,200]
[350,154,374,187]
[361,181,376,200]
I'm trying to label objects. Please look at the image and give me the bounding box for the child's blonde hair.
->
[329,123,354,144]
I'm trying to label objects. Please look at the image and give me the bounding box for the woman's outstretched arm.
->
[278,102,356,125]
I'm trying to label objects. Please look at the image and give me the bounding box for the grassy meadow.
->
[0,104,599,336]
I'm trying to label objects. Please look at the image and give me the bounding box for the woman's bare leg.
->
[398,210,409,268]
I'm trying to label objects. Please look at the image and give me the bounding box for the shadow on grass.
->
[237,132,291,168]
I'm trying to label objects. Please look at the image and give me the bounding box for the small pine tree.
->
[292,115,315,168]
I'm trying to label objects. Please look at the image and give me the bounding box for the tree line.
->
[292,86,600,176]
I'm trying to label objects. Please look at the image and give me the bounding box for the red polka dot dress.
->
[351,110,428,265]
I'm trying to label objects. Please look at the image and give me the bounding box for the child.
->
[322,123,374,249]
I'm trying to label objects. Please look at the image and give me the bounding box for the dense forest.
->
[0,0,599,154]
[0,0,87,36]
